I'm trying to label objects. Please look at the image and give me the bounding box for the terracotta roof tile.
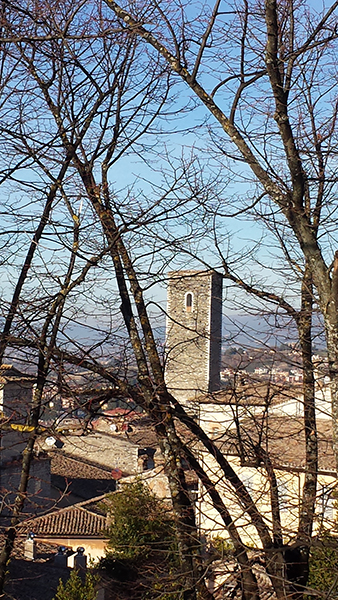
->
[216,416,335,473]
[0,364,35,383]
[50,453,113,480]
[198,381,300,406]
[18,504,107,537]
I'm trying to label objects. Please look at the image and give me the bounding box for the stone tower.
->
[165,270,223,404]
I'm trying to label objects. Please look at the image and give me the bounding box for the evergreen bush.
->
[53,569,98,600]
[103,481,176,563]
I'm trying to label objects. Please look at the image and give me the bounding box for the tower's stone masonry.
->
[165,270,222,404]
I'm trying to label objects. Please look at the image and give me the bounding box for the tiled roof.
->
[216,416,335,473]
[100,408,139,417]
[50,452,117,500]
[18,501,107,537]
[0,364,35,384]
[198,381,300,406]
[51,453,113,480]
[92,413,160,449]
[127,424,159,448]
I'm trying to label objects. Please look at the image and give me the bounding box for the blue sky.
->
[1,0,337,358]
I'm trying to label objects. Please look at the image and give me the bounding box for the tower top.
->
[167,269,221,278]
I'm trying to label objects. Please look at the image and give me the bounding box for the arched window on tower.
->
[185,292,193,313]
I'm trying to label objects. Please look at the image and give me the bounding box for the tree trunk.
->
[292,266,317,596]
[0,434,36,592]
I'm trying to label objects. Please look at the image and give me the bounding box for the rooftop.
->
[197,380,302,406]
[0,364,35,384]
[50,452,116,501]
[216,416,335,474]
[18,496,108,538]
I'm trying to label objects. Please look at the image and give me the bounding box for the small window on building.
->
[242,472,254,495]
[320,484,334,521]
[185,292,193,313]
[277,478,289,511]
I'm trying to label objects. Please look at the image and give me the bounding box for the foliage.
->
[308,536,338,597]
[211,537,235,560]
[53,569,98,600]
[147,573,185,600]
[99,482,187,596]
[103,481,176,563]
[98,556,138,582]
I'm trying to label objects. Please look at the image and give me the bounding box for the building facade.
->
[0,365,51,518]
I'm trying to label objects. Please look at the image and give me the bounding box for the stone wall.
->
[2,381,34,421]
[1,381,35,463]
[0,455,52,518]
[1,428,29,462]
[42,433,140,476]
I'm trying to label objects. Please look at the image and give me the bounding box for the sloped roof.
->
[197,380,301,406]
[0,364,35,384]
[51,453,114,480]
[18,497,108,538]
[215,416,335,474]
[50,452,117,500]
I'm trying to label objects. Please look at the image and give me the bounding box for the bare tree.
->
[0,2,213,597]
[0,1,336,598]
[102,0,338,464]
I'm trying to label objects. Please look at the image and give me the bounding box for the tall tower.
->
[165,270,223,404]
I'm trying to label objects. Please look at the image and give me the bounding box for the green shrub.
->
[308,535,338,597]
[98,556,138,581]
[103,481,176,563]
[53,569,98,600]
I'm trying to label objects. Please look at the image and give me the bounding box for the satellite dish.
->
[45,436,56,447]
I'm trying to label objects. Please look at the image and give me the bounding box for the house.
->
[269,381,332,420]
[30,413,163,509]
[0,364,36,463]
[39,423,157,480]
[195,379,301,437]
[164,270,337,546]
[49,453,117,505]
[0,452,52,520]
[0,365,52,519]
[198,415,336,545]
[17,495,109,565]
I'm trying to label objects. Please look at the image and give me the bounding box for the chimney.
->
[74,546,87,572]
[24,532,36,561]
[54,546,67,568]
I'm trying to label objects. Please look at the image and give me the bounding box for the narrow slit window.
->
[186,293,193,312]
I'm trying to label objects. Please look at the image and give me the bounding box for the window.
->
[185,292,193,312]
[242,472,254,494]
[277,478,289,511]
[320,485,334,521]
